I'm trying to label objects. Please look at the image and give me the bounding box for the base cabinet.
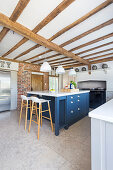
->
[91,118,113,170]
[67,93,89,126]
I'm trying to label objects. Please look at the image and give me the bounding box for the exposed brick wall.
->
[17,63,49,110]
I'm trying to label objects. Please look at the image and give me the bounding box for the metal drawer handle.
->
[71,110,74,113]
[71,96,73,99]
[78,100,80,102]
[78,108,80,110]
[71,101,73,103]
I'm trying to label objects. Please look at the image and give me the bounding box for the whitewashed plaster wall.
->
[62,61,113,101]
[76,61,113,101]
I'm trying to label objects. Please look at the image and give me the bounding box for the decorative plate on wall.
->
[81,67,86,71]
[102,64,108,69]
[92,65,97,70]
[75,68,79,72]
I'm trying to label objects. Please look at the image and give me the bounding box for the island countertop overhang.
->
[27,90,90,97]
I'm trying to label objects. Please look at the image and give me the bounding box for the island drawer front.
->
[68,94,81,99]
[68,94,81,101]
[67,95,76,103]
[68,100,76,108]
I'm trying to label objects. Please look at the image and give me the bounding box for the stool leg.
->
[48,102,53,132]
[25,101,28,131]
[19,100,23,126]
[37,104,41,140]
[28,102,33,133]
[35,103,38,123]
[40,104,42,127]
[30,100,32,114]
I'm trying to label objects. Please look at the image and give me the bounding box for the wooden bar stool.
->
[28,97,53,140]
[19,95,32,130]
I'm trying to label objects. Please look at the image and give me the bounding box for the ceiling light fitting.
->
[56,65,65,74]
[69,68,76,76]
[40,49,51,72]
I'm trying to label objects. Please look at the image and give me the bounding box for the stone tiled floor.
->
[0,110,91,170]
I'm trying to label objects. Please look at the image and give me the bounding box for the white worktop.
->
[89,99,113,123]
[27,90,89,97]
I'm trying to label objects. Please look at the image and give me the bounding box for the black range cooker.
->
[78,80,106,109]
[81,88,106,109]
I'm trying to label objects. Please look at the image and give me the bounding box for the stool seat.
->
[30,97,50,104]
[21,95,32,101]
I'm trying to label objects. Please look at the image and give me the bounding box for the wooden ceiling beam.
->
[32,33,113,63]
[31,40,113,63]
[47,56,70,64]
[56,63,84,68]
[87,52,113,61]
[70,33,113,52]
[25,17,113,62]
[76,41,113,55]
[41,47,113,64]
[49,0,113,41]
[91,56,113,64]
[23,49,51,61]
[81,47,113,59]
[63,53,113,69]
[64,52,113,65]
[2,0,75,57]
[0,56,35,65]
[60,18,113,48]
[14,0,113,60]
[63,55,113,69]
[0,0,30,41]
[0,13,89,65]
[51,61,77,67]
[31,53,60,63]
[50,59,75,65]
[33,56,66,64]
[88,64,91,74]
[14,44,41,60]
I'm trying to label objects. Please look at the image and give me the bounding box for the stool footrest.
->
[41,110,49,112]
[32,120,39,125]
[42,116,51,120]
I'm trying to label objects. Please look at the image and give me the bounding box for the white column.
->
[11,71,17,110]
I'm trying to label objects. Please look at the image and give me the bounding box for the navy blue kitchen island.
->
[27,91,89,136]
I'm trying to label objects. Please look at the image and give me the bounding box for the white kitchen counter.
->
[27,90,89,97]
[89,99,113,123]
[89,99,113,170]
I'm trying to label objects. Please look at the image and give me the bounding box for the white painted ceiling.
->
[0,0,113,67]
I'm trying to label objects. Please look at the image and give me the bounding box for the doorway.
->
[31,74,43,91]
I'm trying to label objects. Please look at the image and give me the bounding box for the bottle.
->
[70,83,72,89]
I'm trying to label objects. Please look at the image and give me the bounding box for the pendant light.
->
[40,61,51,72]
[40,48,51,72]
[56,65,65,74]
[69,68,76,76]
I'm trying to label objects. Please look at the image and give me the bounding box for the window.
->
[49,76,59,91]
